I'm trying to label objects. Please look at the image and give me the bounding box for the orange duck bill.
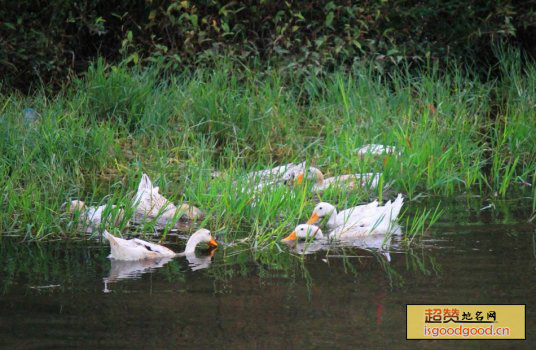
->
[306,213,320,225]
[208,239,218,247]
[295,173,304,185]
[282,231,297,241]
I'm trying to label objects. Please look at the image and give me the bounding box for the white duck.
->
[246,162,306,183]
[65,200,125,233]
[104,228,218,261]
[214,162,306,184]
[234,162,307,195]
[282,224,324,241]
[229,163,310,205]
[356,144,400,157]
[293,167,381,192]
[306,199,380,230]
[133,174,204,225]
[328,194,404,239]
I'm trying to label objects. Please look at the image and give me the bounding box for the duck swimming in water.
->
[306,199,380,230]
[327,194,404,239]
[104,228,217,261]
[306,194,404,233]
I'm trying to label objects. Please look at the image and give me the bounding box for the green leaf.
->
[190,14,198,28]
[325,12,334,27]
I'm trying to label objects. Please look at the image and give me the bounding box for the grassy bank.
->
[1,49,535,241]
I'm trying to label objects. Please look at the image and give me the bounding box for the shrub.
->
[1,1,535,91]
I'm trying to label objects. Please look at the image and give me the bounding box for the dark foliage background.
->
[1,0,535,91]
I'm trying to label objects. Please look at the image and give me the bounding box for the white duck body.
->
[104,231,177,261]
[247,162,305,183]
[351,193,404,228]
[329,194,404,239]
[243,162,307,195]
[213,162,303,182]
[133,174,177,219]
[85,205,121,226]
[66,200,125,233]
[307,200,380,230]
[312,173,381,192]
[356,144,400,157]
[85,205,106,224]
[293,168,381,192]
[233,163,313,205]
[133,174,204,225]
[104,228,217,261]
[217,163,303,199]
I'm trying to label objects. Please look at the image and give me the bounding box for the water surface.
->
[1,198,534,349]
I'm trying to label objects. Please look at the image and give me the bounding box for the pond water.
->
[1,198,534,349]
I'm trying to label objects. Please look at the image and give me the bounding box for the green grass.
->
[0,50,535,243]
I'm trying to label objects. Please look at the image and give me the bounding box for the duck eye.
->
[319,207,323,210]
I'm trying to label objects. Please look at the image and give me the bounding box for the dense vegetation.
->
[1,2,535,241]
[0,47,534,240]
[2,1,536,91]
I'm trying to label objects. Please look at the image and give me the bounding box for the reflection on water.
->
[103,258,174,292]
[288,224,401,266]
[1,198,535,349]
[287,224,400,259]
[288,233,393,263]
[183,248,217,271]
[291,240,328,255]
[103,249,217,291]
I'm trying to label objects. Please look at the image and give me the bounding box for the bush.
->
[1,1,535,91]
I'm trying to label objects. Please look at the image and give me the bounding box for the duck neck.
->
[327,209,338,228]
[184,234,203,254]
[315,170,324,185]
[313,228,324,239]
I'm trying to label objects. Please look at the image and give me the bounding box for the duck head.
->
[282,224,324,241]
[178,203,205,221]
[293,167,324,186]
[306,202,336,225]
[185,229,218,254]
